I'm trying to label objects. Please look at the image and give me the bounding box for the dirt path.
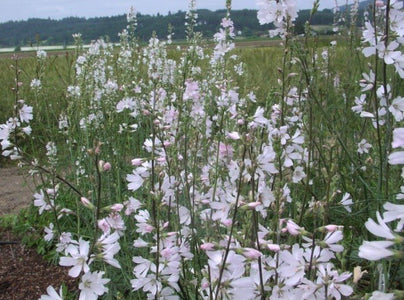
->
[0,167,35,216]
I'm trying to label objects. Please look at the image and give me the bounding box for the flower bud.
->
[103,162,111,171]
[131,158,143,166]
[81,197,95,209]
[243,248,262,259]
[267,244,281,252]
[200,242,215,251]
[111,203,124,212]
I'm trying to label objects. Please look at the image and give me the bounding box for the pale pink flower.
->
[81,197,94,209]
[44,223,54,242]
[19,104,33,123]
[97,232,121,268]
[352,94,367,114]
[127,171,144,191]
[377,41,402,65]
[292,166,306,183]
[105,213,126,233]
[183,80,200,101]
[103,162,111,171]
[132,256,155,278]
[388,151,404,165]
[219,143,233,160]
[257,145,278,174]
[324,225,339,232]
[124,197,142,215]
[221,219,233,227]
[131,158,143,166]
[360,71,375,92]
[317,263,353,300]
[392,128,404,148]
[98,219,111,233]
[323,231,344,253]
[249,106,268,128]
[286,219,302,236]
[39,285,63,300]
[59,238,91,278]
[357,139,372,154]
[268,244,281,252]
[278,243,305,285]
[247,201,261,209]
[56,232,76,253]
[135,210,154,235]
[131,274,162,296]
[227,131,241,140]
[33,190,52,215]
[358,241,394,260]
[110,203,124,212]
[133,238,149,248]
[383,202,404,231]
[369,291,395,300]
[116,97,136,112]
[79,271,110,300]
[389,96,404,121]
[340,193,353,213]
[243,248,262,259]
[365,212,395,240]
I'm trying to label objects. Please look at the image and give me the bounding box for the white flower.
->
[340,193,353,213]
[388,151,404,165]
[79,271,110,300]
[357,139,372,154]
[358,241,394,261]
[19,104,33,123]
[365,212,395,239]
[278,244,305,286]
[33,190,52,215]
[97,232,121,268]
[392,128,404,148]
[116,97,136,113]
[127,171,144,191]
[56,232,76,253]
[292,166,306,183]
[124,197,142,215]
[377,41,402,65]
[383,202,404,232]
[323,230,344,253]
[44,223,54,242]
[30,78,41,89]
[37,50,47,59]
[389,96,404,121]
[316,263,353,300]
[369,291,395,300]
[360,71,375,92]
[39,285,63,300]
[227,131,241,140]
[59,238,91,277]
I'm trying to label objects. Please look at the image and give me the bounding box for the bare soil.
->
[0,167,35,216]
[0,167,78,299]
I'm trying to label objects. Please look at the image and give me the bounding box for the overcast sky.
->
[0,0,341,23]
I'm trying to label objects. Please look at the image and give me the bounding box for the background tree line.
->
[0,3,373,48]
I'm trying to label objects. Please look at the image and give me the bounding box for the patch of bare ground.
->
[0,167,78,299]
[0,167,35,216]
[0,229,78,300]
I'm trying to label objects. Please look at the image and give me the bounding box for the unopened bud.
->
[200,242,215,251]
[81,197,95,209]
[131,158,143,166]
